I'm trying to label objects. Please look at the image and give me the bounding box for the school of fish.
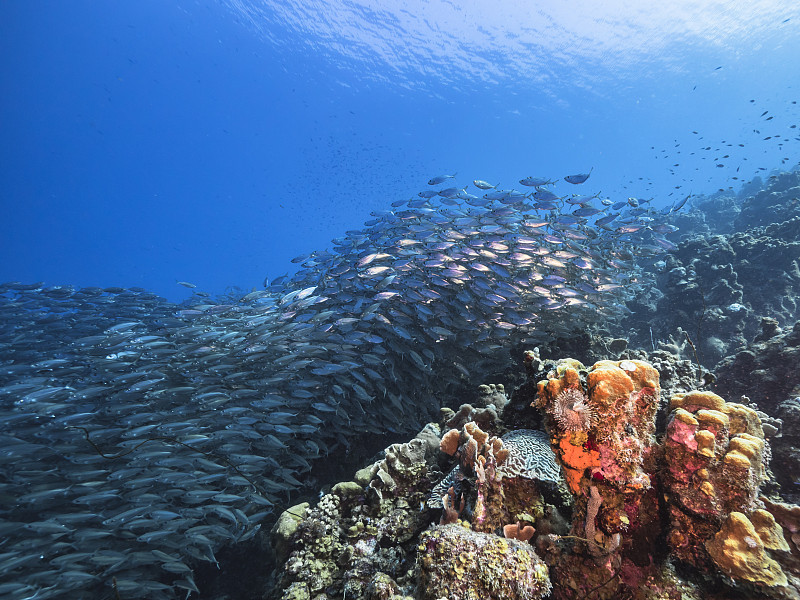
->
[0,172,682,599]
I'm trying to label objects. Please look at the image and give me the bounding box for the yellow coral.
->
[586,363,634,412]
[556,358,585,376]
[694,430,716,458]
[699,481,715,497]
[671,390,725,412]
[619,360,660,391]
[724,434,764,470]
[673,408,698,427]
[723,403,764,437]
[705,512,788,588]
[695,409,729,432]
[749,509,791,552]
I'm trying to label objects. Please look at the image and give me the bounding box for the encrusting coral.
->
[705,511,788,588]
[664,392,766,554]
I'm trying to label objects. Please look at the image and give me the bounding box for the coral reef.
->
[665,392,767,516]
[534,359,660,494]
[416,524,551,600]
[662,390,800,596]
[713,319,800,416]
[272,359,800,600]
[475,383,509,411]
[273,434,435,600]
[622,169,800,373]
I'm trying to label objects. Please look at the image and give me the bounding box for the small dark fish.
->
[595,213,619,226]
[760,111,768,117]
[564,168,592,184]
[572,207,603,217]
[671,194,691,212]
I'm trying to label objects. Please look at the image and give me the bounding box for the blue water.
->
[2,0,799,302]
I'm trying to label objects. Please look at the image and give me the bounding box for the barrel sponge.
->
[705,512,788,588]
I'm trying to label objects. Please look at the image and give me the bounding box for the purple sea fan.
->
[553,387,597,431]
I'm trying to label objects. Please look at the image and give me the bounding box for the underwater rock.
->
[633,171,800,373]
[761,496,800,557]
[714,320,800,415]
[281,493,347,598]
[734,170,800,230]
[272,503,310,564]
[364,572,410,600]
[368,438,428,502]
[275,435,435,599]
[607,337,628,355]
[774,396,800,500]
[416,524,551,600]
[442,402,500,432]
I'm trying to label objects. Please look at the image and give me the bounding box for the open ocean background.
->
[3,0,799,302]
[4,3,800,599]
